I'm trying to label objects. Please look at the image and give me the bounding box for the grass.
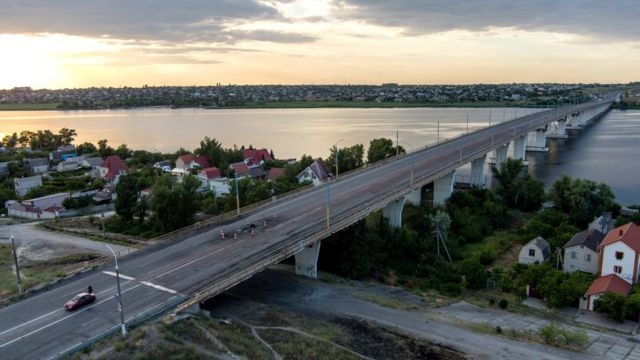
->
[0,103,60,111]
[354,292,419,311]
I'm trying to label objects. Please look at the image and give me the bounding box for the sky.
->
[0,0,638,89]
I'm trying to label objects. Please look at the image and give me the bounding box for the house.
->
[82,157,104,169]
[296,158,332,186]
[597,222,640,284]
[8,192,70,219]
[584,274,632,311]
[266,167,285,181]
[209,178,231,197]
[0,162,9,177]
[153,160,172,171]
[57,161,81,172]
[198,167,221,180]
[93,184,116,203]
[230,162,251,178]
[23,157,49,174]
[589,213,614,234]
[518,236,551,265]
[563,229,604,274]
[243,148,272,166]
[49,145,76,161]
[99,155,128,183]
[175,154,210,170]
[14,175,42,197]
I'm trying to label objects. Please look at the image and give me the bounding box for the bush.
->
[498,299,508,309]
[495,326,502,334]
[489,297,496,306]
[539,322,588,348]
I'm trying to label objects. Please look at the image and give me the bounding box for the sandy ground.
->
[0,221,132,261]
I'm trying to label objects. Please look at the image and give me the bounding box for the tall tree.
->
[58,128,77,146]
[327,143,364,174]
[548,174,617,227]
[367,138,404,163]
[115,175,139,223]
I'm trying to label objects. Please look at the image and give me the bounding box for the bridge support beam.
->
[526,128,548,152]
[512,135,527,162]
[382,197,406,228]
[294,241,321,278]
[433,170,456,206]
[548,116,568,139]
[404,188,421,206]
[493,144,509,169]
[470,155,486,188]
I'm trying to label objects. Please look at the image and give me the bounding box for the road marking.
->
[102,271,178,295]
[102,271,135,281]
[0,284,141,350]
[141,281,178,294]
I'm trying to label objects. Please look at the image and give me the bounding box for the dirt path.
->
[0,222,132,261]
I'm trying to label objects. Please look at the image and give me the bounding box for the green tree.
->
[57,128,77,146]
[367,138,403,163]
[149,174,200,232]
[115,144,132,160]
[459,257,487,290]
[492,158,544,211]
[548,175,617,227]
[115,175,140,222]
[1,132,18,148]
[327,143,364,174]
[595,291,628,322]
[97,139,114,158]
[76,142,97,155]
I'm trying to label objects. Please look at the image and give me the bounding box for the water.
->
[1,107,638,205]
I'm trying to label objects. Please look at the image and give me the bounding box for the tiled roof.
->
[243,148,272,165]
[564,229,605,252]
[230,162,250,176]
[307,158,332,181]
[193,155,211,168]
[101,155,128,180]
[200,167,221,179]
[585,274,632,296]
[599,223,640,252]
[267,167,285,181]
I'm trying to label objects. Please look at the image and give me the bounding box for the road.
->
[0,100,611,359]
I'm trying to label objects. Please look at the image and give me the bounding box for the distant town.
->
[1,83,635,110]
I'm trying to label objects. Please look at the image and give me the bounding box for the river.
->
[1,107,638,205]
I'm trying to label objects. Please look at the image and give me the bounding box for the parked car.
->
[64,292,96,311]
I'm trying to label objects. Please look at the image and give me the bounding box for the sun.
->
[0,34,64,89]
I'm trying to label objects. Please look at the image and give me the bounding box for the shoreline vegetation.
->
[2,100,638,112]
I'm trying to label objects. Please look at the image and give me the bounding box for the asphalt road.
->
[0,100,611,359]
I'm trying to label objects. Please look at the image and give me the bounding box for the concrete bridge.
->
[0,97,615,359]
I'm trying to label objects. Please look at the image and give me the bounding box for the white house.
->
[563,229,604,274]
[14,175,42,197]
[598,223,640,284]
[297,159,332,186]
[518,236,551,265]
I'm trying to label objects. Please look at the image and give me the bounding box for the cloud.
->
[0,0,315,44]
[335,0,640,42]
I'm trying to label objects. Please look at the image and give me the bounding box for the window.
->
[529,249,536,257]
[571,251,577,260]
[585,254,591,262]
[614,265,622,274]
[616,251,624,260]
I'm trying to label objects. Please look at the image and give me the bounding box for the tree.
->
[58,128,77,146]
[149,174,201,232]
[492,158,544,211]
[1,132,18,148]
[76,142,97,155]
[97,139,114,158]
[326,144,364,174]
[115,144,132,160]
[548,175,617,227]
[115,175,140,222]
[460,257,487,290]
[367,138,403,163]
[595,291,628,322]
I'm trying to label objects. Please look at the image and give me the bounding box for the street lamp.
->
[334,138,344,179]
[399,141,414,187]
[466,112,470,134]
[105,244,127,338]
[10,229,23,296]
[234,173,240,215]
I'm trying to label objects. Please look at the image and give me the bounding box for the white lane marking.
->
[141,281,178,294]
[102,271,136,281]
[153,241,237,280]
[0,284,142,350]
[102,271,178,295]
[80,318,100,327]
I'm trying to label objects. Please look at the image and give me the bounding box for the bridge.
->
[0,97,615,359]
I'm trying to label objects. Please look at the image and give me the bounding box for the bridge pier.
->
[526,127,548,152]
[294,241,321,278]
[547,116,568,139]
[470,155,486,188]
[404,188,421,206]
[382,197,405,228]
[493,144,509,169]
[512,135,527,162]
[433,170,456,205]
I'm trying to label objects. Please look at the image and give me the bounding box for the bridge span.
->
[0,98,614,359]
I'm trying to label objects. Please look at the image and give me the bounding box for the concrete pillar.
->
[294,241,321,278]
[382,197,405,228]
[470,154,486,188]
[433,170,456,205]
[548,116,568,139]
[494,144,509,169]
[526,128,548,152]
[404,188,421,206]
[512,135,527,161]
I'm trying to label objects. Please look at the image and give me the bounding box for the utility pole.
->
[105,245,127,337]
[10,230,23,296]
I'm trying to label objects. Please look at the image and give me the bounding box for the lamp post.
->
[326,179,331,229]
[105,244,127,338]
[399,142,414,187]
[10,230,22,296]
[102,212,106,240]
[437,121,440,144]
[234,173,240,214]
[334,138,344,179]
[466,112,470,134]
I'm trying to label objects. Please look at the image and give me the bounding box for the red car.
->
[64,292,96,311]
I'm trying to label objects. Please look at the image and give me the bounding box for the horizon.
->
[2,1,640,89]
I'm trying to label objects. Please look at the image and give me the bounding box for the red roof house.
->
[230,162,250,177]
[243,148,272,166]
[176,154,211,169]
[584,274,632,311]
[99,155,128,182]
[199,167,222,180]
